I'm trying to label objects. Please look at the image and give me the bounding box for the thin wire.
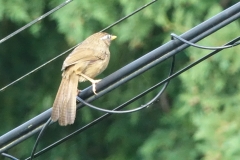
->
[1,153,19,160]
[77,97,148,113]
[100,0,157,31]
[25,55,174,160]
[0,0,158,92]
[0,0,73,44]
[171,33,240,50]
[0,46,77,92]
[29,118,52,160]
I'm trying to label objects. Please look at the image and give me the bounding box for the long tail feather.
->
[68,74,79,124]
[52,72,78,126]
[51,77,66,122]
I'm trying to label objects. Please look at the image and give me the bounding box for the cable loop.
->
[171,33,240,50]
[77,55,175,114]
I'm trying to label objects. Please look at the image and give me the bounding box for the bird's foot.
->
[91,79,101,95]
[78,73,102,95]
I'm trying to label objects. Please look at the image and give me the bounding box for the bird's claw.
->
[92,79,101,95]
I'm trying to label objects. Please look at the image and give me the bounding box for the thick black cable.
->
[1,153,19,160]
[0,0,73,44]
[171,33,240,50]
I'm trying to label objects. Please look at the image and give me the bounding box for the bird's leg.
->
[79,73,101,95]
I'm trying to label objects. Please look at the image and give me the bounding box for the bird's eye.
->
[100,35,111,40]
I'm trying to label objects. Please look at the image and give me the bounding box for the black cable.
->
[29,118,52,160]
[76,55,175,114]
[171,33,240,50]
[25,55,175,159]
[1,153,19,160]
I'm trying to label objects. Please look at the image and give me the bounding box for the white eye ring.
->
[100,35,111,40]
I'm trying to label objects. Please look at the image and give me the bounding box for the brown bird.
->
[51,32,117,126]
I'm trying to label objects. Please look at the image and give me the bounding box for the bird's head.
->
[100,33,117,46]
[86,32,116,46]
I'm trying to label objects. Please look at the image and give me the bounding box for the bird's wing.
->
[62,47,107,71]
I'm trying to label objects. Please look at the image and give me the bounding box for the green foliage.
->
[0,0,239,159]
[138,112,197,160]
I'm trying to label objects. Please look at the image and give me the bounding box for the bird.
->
[51,32,117,126]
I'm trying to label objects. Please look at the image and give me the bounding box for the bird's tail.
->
[51,72,78,126]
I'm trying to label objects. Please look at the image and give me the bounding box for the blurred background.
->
[0,0,240,159]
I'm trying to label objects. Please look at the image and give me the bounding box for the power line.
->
[0,0,73,45]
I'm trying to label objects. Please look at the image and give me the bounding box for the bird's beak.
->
[111,35,117,40]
